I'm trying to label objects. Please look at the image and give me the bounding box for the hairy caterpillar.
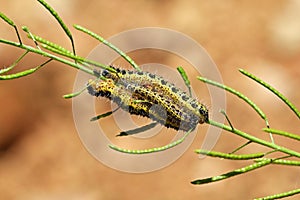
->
[87,66,209,132]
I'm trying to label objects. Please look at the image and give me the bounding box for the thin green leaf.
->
[230,141,252,154]
[0,58,51,80]
[0,38,94,76]
[31,34,72,55]
[109,128,193,154]
[195,149,264,160]
[74,24,141,71]
[0,12,14,26]
[220,109,234,130]
[22,26,40,50]
[0,12,22,44]
[255,188,300,200]
[41,43,113,74]
[191,159,272,184]
[117,122,158,136]
[177,66,192,97]
[239,68,300,119]
[208,119,300,158]
[90,107,120,121]
[254,158,300,166]
[0,51,28,74]
[37,0,76,55]
[198,76,269,127]
[263,128,300,141]
[63,86,88,99]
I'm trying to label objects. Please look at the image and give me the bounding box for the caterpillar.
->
[87,66,209,132]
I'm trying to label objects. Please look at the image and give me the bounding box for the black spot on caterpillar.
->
[87,66,208,132]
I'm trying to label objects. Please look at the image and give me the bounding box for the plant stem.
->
[208,120,300,158]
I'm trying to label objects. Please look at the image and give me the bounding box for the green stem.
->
[255,188,300,200]
[177,66,192,96]
[263,128,300,141]
[208,120,300,158]
[74,24,141,71]
[23,31,116,73]
[90,106,120,121]
[254,158,300,166]
[117,122,158,137]
[0,58,52,80]
[0,51,28,74]
[239,68,300,119]
[194,149,264,160]
[191,159,272,184]
[0,38,94,76]
[37,0,76,56]
[109,128,193,154]
[198,76,269,127]
[41,43,112,72]
[0,12,22,45]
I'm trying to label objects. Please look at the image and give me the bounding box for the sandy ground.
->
[0,0,299,199]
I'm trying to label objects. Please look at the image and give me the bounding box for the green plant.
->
[0,1,299,199]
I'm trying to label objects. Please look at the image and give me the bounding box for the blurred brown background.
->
[0,0,299,199]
